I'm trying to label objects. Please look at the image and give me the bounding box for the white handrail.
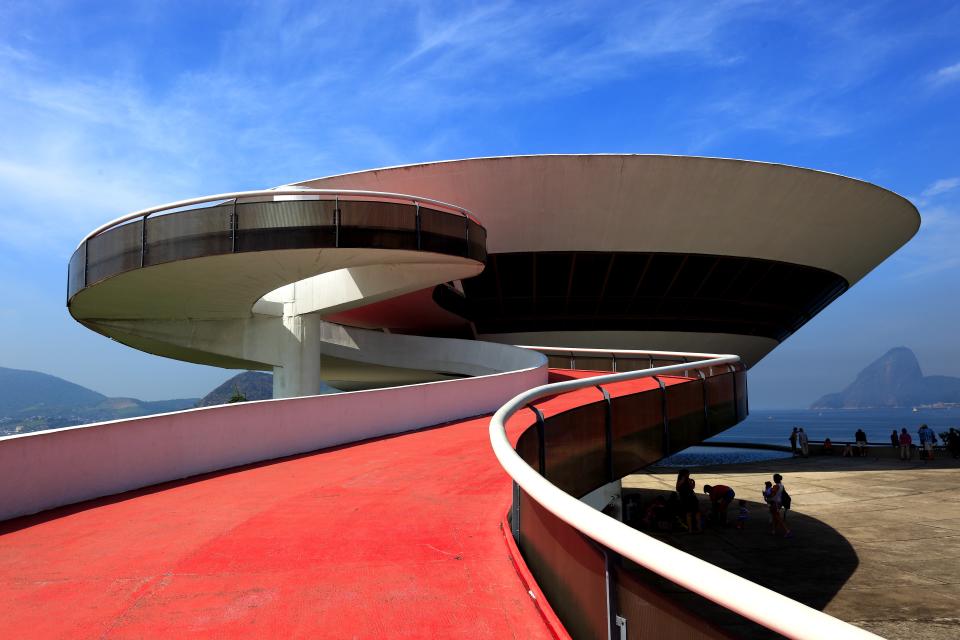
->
[489,351,882,640]
[516,345,725,360]
[77,188,477,249]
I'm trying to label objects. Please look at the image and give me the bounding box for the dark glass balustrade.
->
[512,364,747,639]
[67,198,482,303]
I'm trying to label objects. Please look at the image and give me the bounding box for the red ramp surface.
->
[0,373,666,639]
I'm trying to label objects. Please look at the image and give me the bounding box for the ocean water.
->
[650,408,960,468]
[708,407,960,446]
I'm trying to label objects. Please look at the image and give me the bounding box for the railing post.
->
[654,375,670,455]
[140,214,148,268]
[529,405,546,475]
[697,369,710,428]
[597,385,613,482]
[464,213,470,257]
[511,481,521,544]
[604,550,617,640]
[230,199,238,253]
[82,241,88,288]
[728,364,740,421]
[334,196,341,248]
[415,202,421,251]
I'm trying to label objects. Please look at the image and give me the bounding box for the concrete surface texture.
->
[624,455,960,639]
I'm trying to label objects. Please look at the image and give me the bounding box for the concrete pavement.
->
[624,454,960,639]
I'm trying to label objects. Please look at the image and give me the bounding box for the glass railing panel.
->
[614,357,651,372]
[610,390,665,478]
[467,220,486,261]
[236,199,336,251]
[86,219,143,285]
[571,356,613,371]
[419,206,467,256]
[735,369,749,420]
[515,427,541,472]
[705,372,736,435]
[547,354,572,369]
[664,379,708,453]
[518,489,609,640]
[543,402,608,497]
[614,560,730,640]
[339,200,417,250]
[144,204,232,265]
[67,245,86,300]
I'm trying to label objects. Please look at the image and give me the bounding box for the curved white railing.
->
[79,188,477,248]
[490,348,881,640]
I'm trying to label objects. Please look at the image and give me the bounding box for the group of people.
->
[789,424,952,460]
[647,469,791,537]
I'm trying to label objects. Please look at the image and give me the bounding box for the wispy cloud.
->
[927,60,960,87]
[899,178,960,279]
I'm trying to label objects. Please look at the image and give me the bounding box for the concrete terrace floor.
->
[624,454,960,640]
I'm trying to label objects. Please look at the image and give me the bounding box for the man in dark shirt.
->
[703,484,736,526]
[789,427,799,456]
[855,429,868,456]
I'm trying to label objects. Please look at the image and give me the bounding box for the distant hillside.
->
[811,347,960,409]
[0,366,106,415]
[198,371,273,406]
[0,367,198,436]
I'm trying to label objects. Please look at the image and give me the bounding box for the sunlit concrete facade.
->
[67,155,919,397]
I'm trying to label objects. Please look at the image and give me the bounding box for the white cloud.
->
[921,176,960,199]
[928,61,960,87]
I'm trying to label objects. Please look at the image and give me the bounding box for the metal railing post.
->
[140,214,148,268]
[654,375,670,455]
[415,202,421,250]
[530,405,546,475]
[597,385,613,482]
[230,199,238,253]
[334,196,341,248]
[511,481,521,544]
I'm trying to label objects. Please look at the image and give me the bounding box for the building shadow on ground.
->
[622,488,859,640]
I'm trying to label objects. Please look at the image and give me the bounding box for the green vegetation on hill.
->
[198,371,273,406]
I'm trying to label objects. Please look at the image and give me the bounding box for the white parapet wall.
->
[0,360,545,522]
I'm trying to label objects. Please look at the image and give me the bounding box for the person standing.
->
[855,429,868,456]
[899,428,913,460]
[890,429,899,449]
[789,427,799,457]
[675,469,702,533]
[768,473,791,538]
[918,424,934,461]
[798,428,809,458]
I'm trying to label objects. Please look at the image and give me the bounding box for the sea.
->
[654,407,960,468]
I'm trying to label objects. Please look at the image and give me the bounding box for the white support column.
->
[273,311,325,399]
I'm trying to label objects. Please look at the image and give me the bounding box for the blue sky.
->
[0,1,957,407]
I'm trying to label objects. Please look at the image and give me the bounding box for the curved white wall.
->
[0,359,546,522]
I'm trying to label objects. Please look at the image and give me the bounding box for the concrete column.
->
[273,311,325,399]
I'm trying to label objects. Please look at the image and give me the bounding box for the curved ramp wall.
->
[0,350,545,522]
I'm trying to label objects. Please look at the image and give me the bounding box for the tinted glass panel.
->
[664,379,707,453]
[543,402,608,497]
[518,490,609,640]
[145,204,232,265]
[338,200,416,250]
[67,245,86,300]
[86,219,143,284]
[611,390,665,476]
[236,199,336,251]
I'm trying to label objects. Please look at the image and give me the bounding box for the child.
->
[735,499,749,530]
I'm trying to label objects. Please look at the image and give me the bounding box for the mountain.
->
[198,371,273,406]
[0,366,106,415]
[811,347,960,408]
[0,366,198,436]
